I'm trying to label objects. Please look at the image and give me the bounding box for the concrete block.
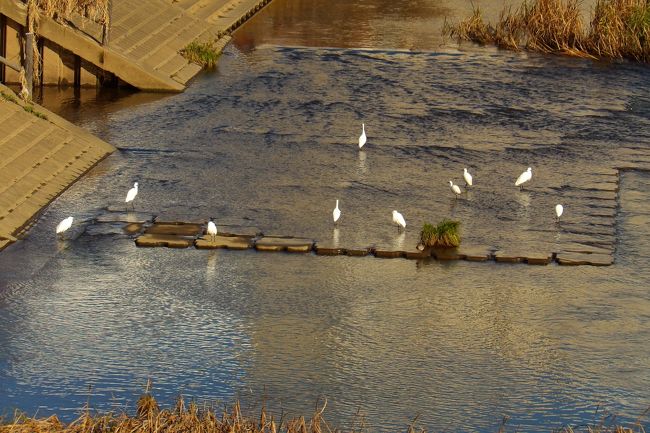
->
[556,252,613,266]
[374,248,404,259]
[314,242,345,255]
[255,236,314,252]
[458,246,493,262]
[195,234,253,249]
[135,233,194,248]
[145,222,203,236]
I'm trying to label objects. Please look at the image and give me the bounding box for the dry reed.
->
[0,392,647,433]
[27,0,111,25]
[445,0,650,61]
[0,393,335,433]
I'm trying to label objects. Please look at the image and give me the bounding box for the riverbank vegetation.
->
[0,392,647,433]
[444,0,650,62]
[26,0,110,25]
[181,40,223,68]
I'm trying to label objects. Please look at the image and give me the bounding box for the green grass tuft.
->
[0,91,18,104]
[181,40,222,68]
[23,105,48,120]
[421,219,461,248]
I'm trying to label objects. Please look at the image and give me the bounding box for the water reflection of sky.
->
[2,0,650,431]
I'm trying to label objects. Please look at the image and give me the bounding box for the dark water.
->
[2,0,650,431]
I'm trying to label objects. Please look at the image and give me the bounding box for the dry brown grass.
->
[28,0,111,25]
[445,0,650,61]
[0,393,647,433]
[0,393,335,433]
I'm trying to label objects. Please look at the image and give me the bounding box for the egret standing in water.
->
[55,216,73,239]
[463,168,473,188]
[125,182,138,210]
[392,210,406,232]
[358,123,367,149]
[449,180,462,199]
[333,199,341,225]
[515,167,532,190]
[555,204,564,222]
[207,218,218,242]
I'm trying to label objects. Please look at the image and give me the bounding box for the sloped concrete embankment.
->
[0,84,114,251]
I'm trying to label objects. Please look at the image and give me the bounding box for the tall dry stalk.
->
[445,0,650,61]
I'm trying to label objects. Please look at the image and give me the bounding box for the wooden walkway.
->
[0,84,114,250]
[0,0,271,91]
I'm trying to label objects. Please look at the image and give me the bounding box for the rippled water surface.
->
[2,0,650,431]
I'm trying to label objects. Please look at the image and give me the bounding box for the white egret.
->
[207,218,218,242]
[125,182,138,210]
[515,167,532,190]
[463,168,473,187]
[55,216,73,238]
[358,123,366,149]
[392,210,406,232]
[449,180,462,199]
[333,199,341,225]
[555,204,564,222]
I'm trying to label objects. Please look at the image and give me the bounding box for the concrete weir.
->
[124,219,615,267]
[0,84,114,250]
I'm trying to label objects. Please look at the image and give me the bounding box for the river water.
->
[2,0,650,431]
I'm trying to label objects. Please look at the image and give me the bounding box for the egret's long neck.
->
[362,124,365,132]
[336,199,339,208]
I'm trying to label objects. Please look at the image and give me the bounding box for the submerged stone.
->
[135,234,194,248]
[556,252,613,266]
[145,223,203,237]
[195,235,253,250]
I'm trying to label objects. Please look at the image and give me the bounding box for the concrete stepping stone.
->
[374,247,405,258]
[195,234,253,250]
[494,250,524,263]
[314,242,346,256]
[556,252,614,266]
[346,246,372,257]
[432,248,466,261]
[404,247,432,259]
[255,236,314,252]
[495,250,553,265]
[457,246,493,262]
[145,222,203,236]
[556,242,613,255]
[523,252,553,265]
[135,233,194,248]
